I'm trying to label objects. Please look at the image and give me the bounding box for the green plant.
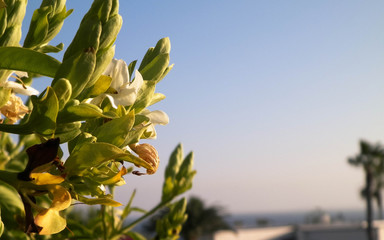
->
[0,0,195,239]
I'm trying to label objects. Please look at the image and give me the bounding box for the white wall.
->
[214,226,293,240]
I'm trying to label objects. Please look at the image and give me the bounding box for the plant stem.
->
[120,198,172,233]
[101,205,108,240]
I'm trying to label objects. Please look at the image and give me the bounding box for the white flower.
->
[0,94,30,124]
[140,109,169,139]
[1,71,39,96]
[91,59,143,108]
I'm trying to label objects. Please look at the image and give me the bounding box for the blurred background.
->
[22,0,384,220]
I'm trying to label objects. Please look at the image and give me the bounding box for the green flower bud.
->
[139,37,171,71]
[85,45,115,89]
[23,6,51,48]
[98,14,122,50]
[51,78,71,110]
[63,15,102,61]
[176,152,194,182]
[53,47,97,98]
[24,0,72,49]
[165,143,183,180]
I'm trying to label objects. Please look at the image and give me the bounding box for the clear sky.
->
[21,1,384,214]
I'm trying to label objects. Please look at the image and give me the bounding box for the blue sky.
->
[21,1,384,214]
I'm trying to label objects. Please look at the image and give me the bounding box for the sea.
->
[224,209,368,229]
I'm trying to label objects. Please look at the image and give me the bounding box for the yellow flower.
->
[34,185,71,235]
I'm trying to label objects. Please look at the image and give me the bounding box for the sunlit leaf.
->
[77,195,122,207]
[64,142,153,176]
[94,110,135,147]
[34,208,66,235]
[86,75,112,97]
[38,43,64,53]
[57,100,106,123]
[0,208,3,237]
[149,92,165,106]
[0,47,60,77]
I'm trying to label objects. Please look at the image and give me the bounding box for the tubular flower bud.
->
[129,143,159,174]
[0,94,30,124]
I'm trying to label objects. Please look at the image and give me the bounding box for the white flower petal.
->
[145,110,169,125]
[13,71,28,78]
[104,94,118,109]
[87,94,106,107]
[3,81,39,96]
[105,59,129,90]
[131,70,144,91]
[109,88,137,108]
[145,124,157,139]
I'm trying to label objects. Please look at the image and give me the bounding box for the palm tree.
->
[348,140,384,240]
[181,196,232,240]
[373,157,384,220]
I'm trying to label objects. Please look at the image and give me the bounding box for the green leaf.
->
[124,231,147,240]
[120,189,136,224]
[29,87,59,135]
[64,142,153,176]
[57,101,105,123]
[0,7,7,36]
[0,87,59,135]
[94,111,135,147]
[38,43,64,53]
[0,208,3,237]
[0,182,24,228]
[149,92,166,106]
[122,115,150,146]
[138,47,154,71]
[50,122,81,143]
[77,195,121,207]
[132,80,156,113]
[87,75,112,97]
[128,60,137,79]
[0,47,61,77]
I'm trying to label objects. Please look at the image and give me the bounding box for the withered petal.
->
[18,138,60,181]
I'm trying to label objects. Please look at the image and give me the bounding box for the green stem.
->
[120,197,173,233]
[101,205,108,240]
[109,186,115,231]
